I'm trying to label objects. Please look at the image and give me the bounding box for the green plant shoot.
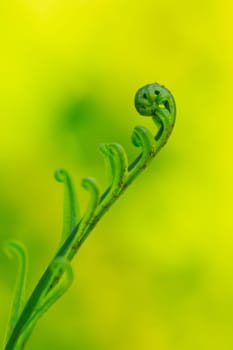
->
[2,83,176,350]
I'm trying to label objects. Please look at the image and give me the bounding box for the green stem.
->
[4,83,176,350]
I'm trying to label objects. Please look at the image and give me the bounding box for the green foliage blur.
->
[0,0,233,349]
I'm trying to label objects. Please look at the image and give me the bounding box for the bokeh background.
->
[0,0,233,349]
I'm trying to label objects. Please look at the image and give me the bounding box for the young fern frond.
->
[3,83,176,350]
[72,177,100,246]
[99,143,128,203]
[134,83,176,144]
[54,169,80,244]
[3,241,28,346]
[29,258,73,325]
[14,258,73,350]
[127,126,156,185]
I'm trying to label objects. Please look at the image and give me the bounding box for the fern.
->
[2,83,176,349]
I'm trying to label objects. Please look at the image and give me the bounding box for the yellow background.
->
[0,0,233,349]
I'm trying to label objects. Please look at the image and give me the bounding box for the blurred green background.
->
[0,0,233,349]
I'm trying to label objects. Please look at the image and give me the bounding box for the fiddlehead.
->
[69,177,100,255]
[127,126,156,184]
[3,83,176,350]
[3,241,28,346]
[134,83,176,144]
[126,83,176,184]
[99,143,128,203]
[54,169,80,244]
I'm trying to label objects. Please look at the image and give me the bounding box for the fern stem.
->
[4,83,176,350]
